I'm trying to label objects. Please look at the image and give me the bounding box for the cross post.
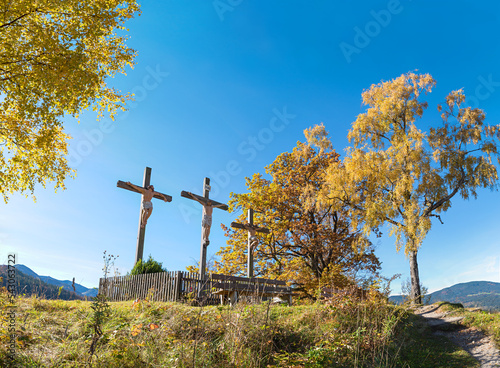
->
[117,167,172,265]
[181,177,228,282]
[230,208,270,278]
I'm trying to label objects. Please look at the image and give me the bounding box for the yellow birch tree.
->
[0,0,140,202]
[311,72,500,304]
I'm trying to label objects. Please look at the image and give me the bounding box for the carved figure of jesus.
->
[248,228,258,249]
[126,181,168,228]
[202,203,214,245]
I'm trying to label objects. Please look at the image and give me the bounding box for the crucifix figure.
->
[231,208,270,278]
[201,201,214,245]
[117,167,172,265]
[181,177,228,279]
[125,182,170,228]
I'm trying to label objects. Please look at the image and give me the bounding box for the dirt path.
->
[415,305,500,368]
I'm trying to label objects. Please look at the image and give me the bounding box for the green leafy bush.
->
[130,255,167,275]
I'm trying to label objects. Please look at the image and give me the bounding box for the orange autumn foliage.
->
[216,140,380,297]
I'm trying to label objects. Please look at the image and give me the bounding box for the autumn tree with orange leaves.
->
[309,72,500,304]
[216,140,381,297]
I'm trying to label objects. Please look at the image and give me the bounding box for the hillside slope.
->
[0,265,83,300]
[391,281,500,311]
[6,264,98,297]
[429,281,500,311]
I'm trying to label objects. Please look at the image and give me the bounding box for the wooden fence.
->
[98,271,218,303]
[99,272,294,305]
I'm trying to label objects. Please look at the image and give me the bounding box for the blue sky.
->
[2,0,500,294]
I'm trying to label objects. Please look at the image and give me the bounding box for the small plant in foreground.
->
[87,251,117,366]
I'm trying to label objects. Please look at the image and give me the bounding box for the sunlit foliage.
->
[216,140,381,296]
[0,0,140,202]
[310,72,500,302]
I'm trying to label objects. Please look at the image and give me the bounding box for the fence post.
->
[174,271,182,301]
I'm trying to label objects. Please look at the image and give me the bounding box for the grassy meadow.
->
[2,287,496,367]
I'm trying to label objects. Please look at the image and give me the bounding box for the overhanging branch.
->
[424,171,466,217]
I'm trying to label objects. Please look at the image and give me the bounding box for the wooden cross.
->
[117,167,172,265]
[181,177,228,280]
[231,208,270,278]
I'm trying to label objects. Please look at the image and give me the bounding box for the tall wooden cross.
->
[117,167,172,265]
[231,208,270,278]
[181,177,228,280]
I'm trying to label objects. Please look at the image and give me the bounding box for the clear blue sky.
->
[2,0,500,294]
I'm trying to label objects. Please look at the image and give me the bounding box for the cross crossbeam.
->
[230,222,270,233]
[181,191,228,210]
[118,180,172,202]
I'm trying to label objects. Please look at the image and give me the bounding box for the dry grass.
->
[0,290,483,367]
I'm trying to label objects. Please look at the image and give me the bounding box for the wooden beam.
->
[230,222,270,233]
[181,190,228,210]
[117,180,172,202]
[230,222,247,230]
[136,167,150,265]
[255,227,270,234]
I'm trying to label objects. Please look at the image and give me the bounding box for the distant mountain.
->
[38,275,94,296]
[0,265,83,300]
[390,281,500,311]
[15,264,40,278]
[389,294,405,305]
[1,264,98,298]
[82,288,99,297]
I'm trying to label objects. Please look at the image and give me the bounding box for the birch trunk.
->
[409,250,422,305]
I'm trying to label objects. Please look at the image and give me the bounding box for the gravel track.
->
[415,305,500,368]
